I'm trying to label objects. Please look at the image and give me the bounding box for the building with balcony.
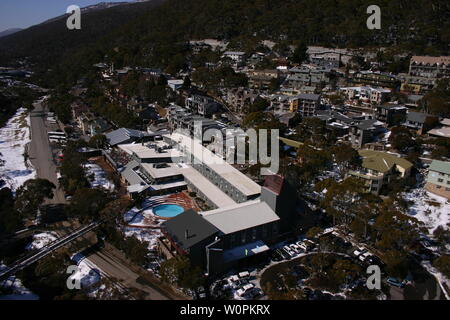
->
[348,150,413,194]
[246,69,279,90]
[375,105,408,126]
[159,175,306,275]
[352,71,399,88]
[289,93,321,117]
[409,56,450,79]
[339,86,391,106]
[185,94,221,117]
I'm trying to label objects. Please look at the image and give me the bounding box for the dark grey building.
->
[376,105,407,126]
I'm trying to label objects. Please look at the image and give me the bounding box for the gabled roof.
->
[121,160,147,186]
[163,209,219,250]
[358,150,413,173]
[357,119,383,130]
[106,128,150,146]
[279,137,304,149]
[406,111,431,124]
[429,160,450,175]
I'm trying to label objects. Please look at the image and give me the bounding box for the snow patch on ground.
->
[84,163,115,191]
[403,188,450,233]
[70,253,102,290]
[421,260,450,300]
[26,232,58,250]
[124,227,162,251]
[122,195,170,249]
[0,263,39,300]
[0,108,36,191]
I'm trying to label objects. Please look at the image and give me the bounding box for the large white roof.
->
[201,200,280,234]
[180,166,237,208]
[118,141,182,160]
[167,132,261,197]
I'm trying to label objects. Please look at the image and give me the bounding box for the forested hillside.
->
[0,0,165,69]
[1,0,449,88]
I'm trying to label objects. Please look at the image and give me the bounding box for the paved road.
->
[84,246,171,300]
[25,102,182,300]
[28,101,65,204]
[56,224,184,300]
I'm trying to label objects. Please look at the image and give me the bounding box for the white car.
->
[290,244,300,254]
[359,252,372,262]
[353,250,362,257]
[283,246,295,257]
[227,275,239,286]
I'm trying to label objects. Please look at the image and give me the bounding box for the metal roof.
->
[429,160,450,175]
[163,209,219,250]
[406,111,431,124]
[168,132,261,197]
[106,128,149,146]
[121,160,147,185]
[201,201,280,234]
[358,150,413,173]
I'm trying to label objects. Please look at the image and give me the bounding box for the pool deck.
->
[123,192,199,227]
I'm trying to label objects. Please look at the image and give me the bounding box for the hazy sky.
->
[0,0,129,32]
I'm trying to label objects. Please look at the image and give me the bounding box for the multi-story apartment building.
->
[425,160,450,199]
[268,94,291,114]
[283,66,330,89]
[348,150,412,194]
[185,94,221,117]
[246,69,279,90]
[289,93,321,117]
[339,86,391,105]
[349,119,385,148]
[352,71,399,88]
[409,56,450,79]
[398,73,437,94]
[223,51,247,67]
[375,104,408,126]
[159,175,304,275]
[226,87,259,114]
[402,111,439,134]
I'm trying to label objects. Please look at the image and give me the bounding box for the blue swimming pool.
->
[153,204,185,218]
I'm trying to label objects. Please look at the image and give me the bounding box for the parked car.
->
[299,240,316,252]
[303,287,313,298]
[277,249,289,260]
[386,277,405,288]
[359,252,372,262]
[283,246,295,257]
[352,249,362,257]
[196,286,207,299]
[290,244,300,254]
[366,255,383,266]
